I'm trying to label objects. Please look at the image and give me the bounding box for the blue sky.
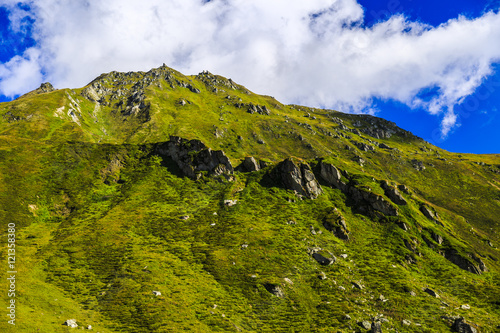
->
[0,0,500,154]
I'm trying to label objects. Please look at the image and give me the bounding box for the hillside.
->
[0,64,499,332]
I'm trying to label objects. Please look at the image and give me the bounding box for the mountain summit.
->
[0,65,499,332]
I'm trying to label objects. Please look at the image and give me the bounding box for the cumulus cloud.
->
[1,0,500,136]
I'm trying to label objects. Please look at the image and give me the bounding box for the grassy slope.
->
[0,66,498,332]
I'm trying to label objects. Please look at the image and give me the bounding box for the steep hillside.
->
[0,65,499,332]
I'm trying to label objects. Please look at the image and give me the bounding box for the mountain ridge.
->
[0,64,499,332]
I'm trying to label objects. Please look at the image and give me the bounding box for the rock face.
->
[319,161,397,216]
[323,208,350,240]
[263,283,285,298]
[154,136,233,180]
[273,158,322,199]
[420,205,442,225]
[371,321,383,333]
[238,156,260,172]
[444,249,488,275]
[452,317,478,333]
[319,161,347,191]
[19,82,56,99]
[381,181,407,205]
[349,186,399,216]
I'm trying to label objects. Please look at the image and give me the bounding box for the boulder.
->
[371,321,383,333]
[319,161,347,190]
[411,159,426,171]
[154,136,233,179]
[381,181,407,205]
[273,158,322,199]
[312,253,334,266]
[349,187,398,216]
[444,249,487,275]
[352,140,375,152]
[423,288,439,298]
[431,232,443,245]
[239,156,260,172]
[322,208,350,240]
[359,320,372,330]
[263,283,285,298]
[420,205,440,224]
[64,319,78,328]
[452,317,478,333]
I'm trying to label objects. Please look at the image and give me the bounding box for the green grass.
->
[0,65,499,332]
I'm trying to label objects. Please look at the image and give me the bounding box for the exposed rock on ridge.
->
[319,160,398,216]
[154,136,233,180]
[272,158,322,199]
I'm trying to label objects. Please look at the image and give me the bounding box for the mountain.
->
[0,64,499,332]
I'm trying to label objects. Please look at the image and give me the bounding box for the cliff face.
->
[0,65,499,332]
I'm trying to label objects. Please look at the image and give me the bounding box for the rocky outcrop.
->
[323,208,350,240]
[63,319,78,328]
[452,317,478,333]
[319,161,347,191]
[154,136,233,180]
[351,140,374,152]
[19,82,55,99]
[350,114,420,140]
[272,158,322,199]
[423,288,439,298]
[263,283,285,298]
[238,156,260,172]
[319,160,397,216]
[411,159,426,171]
[381,181,407,205]
[349,186,398,216]
[420,205,441,224]
[444,249,488,275]
[312,252,334,265]
[234,102,271,115]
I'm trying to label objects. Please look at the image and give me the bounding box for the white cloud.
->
[1,0,500,136]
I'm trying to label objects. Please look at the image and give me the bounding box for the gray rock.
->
[263,283,285,298]
[420,205,440,223]
[154,136,234,179]
[423,288,439,298]
[397,184,410,194]
[319,161,347,190]
[381,181,407,205]
[344,314,351,320]
[444,249,487,275]
[352,140,375,152]
[349,186,399,216]
[379,143,392,149]
[240,156,260,172]
[257,139,265,144]
[322,208,350,240]
[359,320,372,330]
[397,222,409,231]
[352,281,363,290]
[402,319,411,326]
[371,321,383,333]
[64,319,78,328]
[152,290,162,296]
[431,232,444,245]
[411,159,426,171]
[273,158,323,199]
[224,200,238,207]
[452,317,478,333]
[312,252,334,266]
